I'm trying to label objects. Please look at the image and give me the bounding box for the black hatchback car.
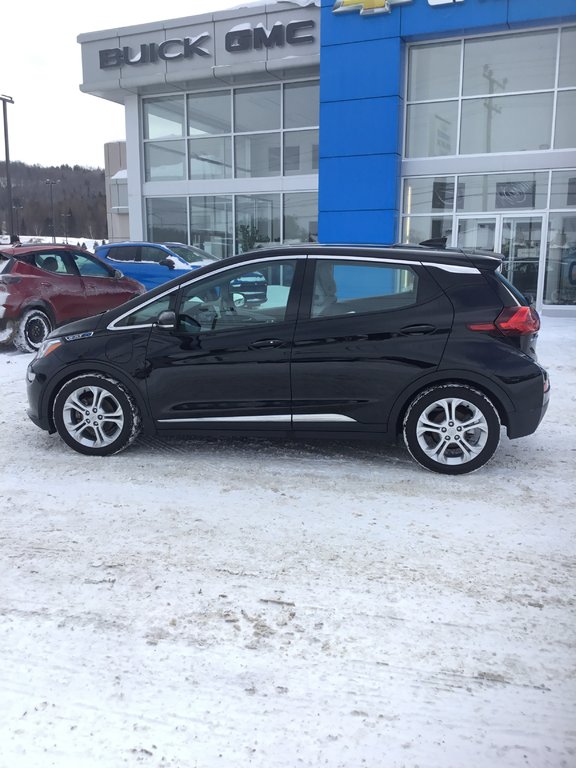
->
[26,244,549,474]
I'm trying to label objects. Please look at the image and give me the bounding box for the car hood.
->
[47,312,108,339]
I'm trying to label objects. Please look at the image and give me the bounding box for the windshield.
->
[165,243,220,265]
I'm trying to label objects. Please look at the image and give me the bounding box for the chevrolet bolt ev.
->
[26,245,550,474]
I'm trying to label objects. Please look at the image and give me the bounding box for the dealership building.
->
[78,0,576,313]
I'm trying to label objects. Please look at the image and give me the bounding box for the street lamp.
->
[60,211,72,244]
[13,204,23,235]
[45,179,60,243]
[1,94,14,236]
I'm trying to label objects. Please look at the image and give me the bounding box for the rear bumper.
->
[506,367,550,439]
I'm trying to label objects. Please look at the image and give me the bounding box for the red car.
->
[0,244,145,352]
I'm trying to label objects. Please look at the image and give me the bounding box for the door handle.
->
[400,324,436,335]
[249,339,285,349]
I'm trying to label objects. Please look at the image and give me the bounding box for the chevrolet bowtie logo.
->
[333,0,412,14]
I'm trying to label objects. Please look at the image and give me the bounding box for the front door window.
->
[177,260,296,334]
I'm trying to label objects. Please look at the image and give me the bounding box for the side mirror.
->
[159,258,175,270]
[156,310,176,328]
[113,269,124,279]
[232,292,246,307]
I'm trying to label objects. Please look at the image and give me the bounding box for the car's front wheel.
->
[403,384,501,475]
[53,374,141,456]
[14,309,52,353]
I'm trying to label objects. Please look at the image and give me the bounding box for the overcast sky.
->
[1,0,264,169]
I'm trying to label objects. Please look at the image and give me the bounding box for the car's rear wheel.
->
[53,374,141,456]
[403,384,501,475]
[14,309,52,353]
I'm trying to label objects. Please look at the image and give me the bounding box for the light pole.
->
[60,211,72,244]
[45,179,60,243]
[1,94,14,236]
[13,204,23,235]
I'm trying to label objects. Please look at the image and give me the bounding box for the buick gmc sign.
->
[98,20,316,69]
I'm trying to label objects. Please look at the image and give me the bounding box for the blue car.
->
[94,241,219,291]
[95,241,268,304]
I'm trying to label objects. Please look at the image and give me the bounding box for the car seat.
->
[41,256,59,272]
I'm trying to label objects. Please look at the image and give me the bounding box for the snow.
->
[0,234,105,251]
[0,317,575,768]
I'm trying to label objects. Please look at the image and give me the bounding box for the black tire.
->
[403,384,501,475]
[53,374,141,456]
[14,309,52,353]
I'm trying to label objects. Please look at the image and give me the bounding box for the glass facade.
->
[405,28,576,158]
[143,80,319,255]
[402,27,576,307]
[402,170,576,305]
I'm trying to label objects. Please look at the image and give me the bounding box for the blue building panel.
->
[400,0,509,39]
[319,154,401,213]
[320,2,401,45]
[507,0,576,26]
[320,37,403,102]
[320,97,402,158]
[318,209,399,244]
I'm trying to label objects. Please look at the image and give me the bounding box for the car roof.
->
[0,244,81,257]
[97,241,168,247]
[93,241,501,270]
[221,243,502,271]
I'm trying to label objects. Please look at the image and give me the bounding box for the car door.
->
[144,257,304,431]
[140,245,187,287]
[290,256,454,434]
[30,250,88,324]
[100,245,148,287]
[68,250,140,311]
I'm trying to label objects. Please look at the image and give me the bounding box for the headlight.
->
[35,338,63,360]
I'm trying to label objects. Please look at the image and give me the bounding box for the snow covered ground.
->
[0,318,575,768]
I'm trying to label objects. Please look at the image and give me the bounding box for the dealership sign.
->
[99,20,316,69]
[333,0,463,14]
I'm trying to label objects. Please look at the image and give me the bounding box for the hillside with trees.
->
[0,161,107,240]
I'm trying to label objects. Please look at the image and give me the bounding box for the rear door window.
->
[107,246,140,263]
[33,252,74,275]
[310,259,419,318]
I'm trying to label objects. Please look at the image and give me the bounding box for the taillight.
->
[468,306,540,336]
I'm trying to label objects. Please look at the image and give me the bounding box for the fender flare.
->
[41,360,155,435]
[388,368,515,437]
[19,300,56,326]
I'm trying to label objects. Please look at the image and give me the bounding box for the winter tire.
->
[53,374,141,456]
[403,384,501,475]
[14,309,52,353]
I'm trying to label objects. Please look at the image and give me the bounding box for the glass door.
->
[456,217,497,250]
[500,216,543,302]
[456,214,544,304]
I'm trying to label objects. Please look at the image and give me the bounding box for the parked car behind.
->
[0,244,145,352]
[26,243,549,474]
[94,241,268,303]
